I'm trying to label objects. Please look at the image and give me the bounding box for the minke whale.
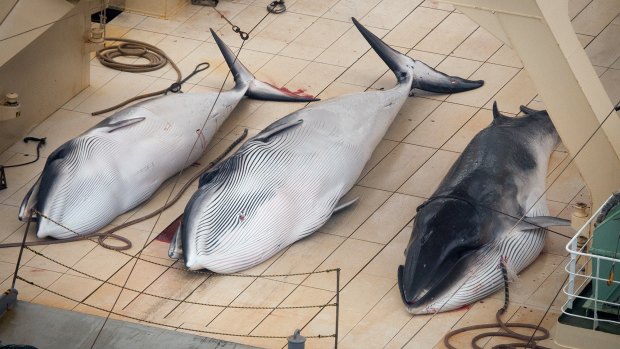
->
[168,18,484,273]
[18,29,316,239]
[398,103,571,314]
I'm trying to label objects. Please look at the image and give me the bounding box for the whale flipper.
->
[211,29,319,102]
[104,117,146,133]
[168,226,183,259]
[254,119,303,142]
[333,197,359,214]
[517,216,571,231]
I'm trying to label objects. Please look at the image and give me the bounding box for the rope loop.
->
[97,41,169,72]
[97,233,132,251]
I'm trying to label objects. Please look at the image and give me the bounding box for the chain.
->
[212,7,249,40]
[23,246,335,310]
[16,276,334,339]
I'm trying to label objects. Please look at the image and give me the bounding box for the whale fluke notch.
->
[210,29,318,102]
[351,18,484,95]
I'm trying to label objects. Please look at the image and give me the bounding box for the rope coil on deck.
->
[443,261,551,349]
[92,37,184,116]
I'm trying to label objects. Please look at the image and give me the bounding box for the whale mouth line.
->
[398,246,480,308]
[398,265,419,307]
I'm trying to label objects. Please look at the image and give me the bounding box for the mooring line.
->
[17,276,334,340]
[10,211,33,289]
[23,246,335,310]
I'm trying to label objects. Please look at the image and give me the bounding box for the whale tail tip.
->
[209,29,319,102]
[350,17,484,95]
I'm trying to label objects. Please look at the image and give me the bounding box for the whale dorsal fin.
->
[254,119,303,142]
[492,102,512,124]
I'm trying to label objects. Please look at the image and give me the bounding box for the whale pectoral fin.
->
[517,216,571,231]
[333,197,359,214]
[168,226,184,259]
[105,117,146,133]
[19,176,41,222]
[254,119,303,142]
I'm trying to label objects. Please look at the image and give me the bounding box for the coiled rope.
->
[92,37,183,115]
[443,261,551,349]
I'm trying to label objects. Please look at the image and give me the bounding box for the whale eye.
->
[238,212,246,222]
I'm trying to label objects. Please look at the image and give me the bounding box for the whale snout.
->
[398,198,482,312]
[36,216,74,239]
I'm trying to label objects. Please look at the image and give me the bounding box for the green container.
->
[589,202,620,314]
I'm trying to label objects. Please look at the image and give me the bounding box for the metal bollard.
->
[287,329,305,349]
[1,288,18,318]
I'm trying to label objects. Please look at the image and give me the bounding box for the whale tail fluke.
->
[210,29,319,102]
[351,17,484,94]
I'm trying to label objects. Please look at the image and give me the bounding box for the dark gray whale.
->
[399,104,570,314]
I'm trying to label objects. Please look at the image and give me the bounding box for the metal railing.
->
[563,194,620,329]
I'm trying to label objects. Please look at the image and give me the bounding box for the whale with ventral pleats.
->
[398,103,571,314]
[18,29,316,239]
[168,18,484,273]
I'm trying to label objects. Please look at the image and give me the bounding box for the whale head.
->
[34,137,121,238]
[398,198,482,312]
[179,158,286,273]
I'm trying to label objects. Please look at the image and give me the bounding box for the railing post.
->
[288,329,305,349]
[0,288,18,318]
